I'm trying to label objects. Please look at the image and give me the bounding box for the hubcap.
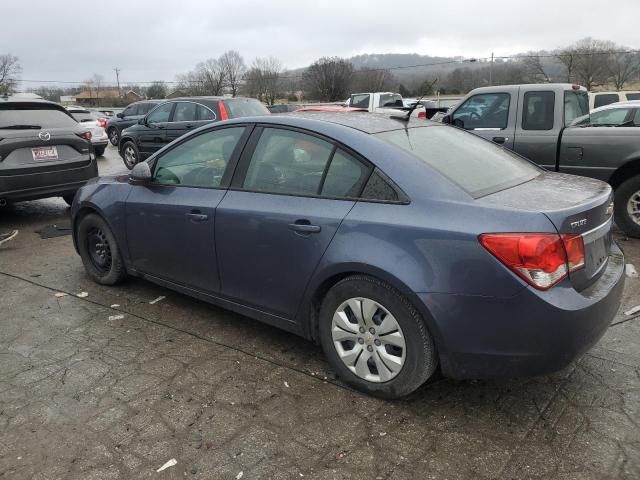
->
[87,227,112,273]
[124,146,136,167]
[628,190,640,226]
[331,297,406,383]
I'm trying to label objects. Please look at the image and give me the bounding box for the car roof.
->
[295,106,368,113]
[0,96,59,105]
[592,100,640,112]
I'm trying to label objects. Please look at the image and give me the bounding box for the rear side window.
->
[522,91,555,130]
[626,93,640,101]
[224,99,269,118]
[376,126,540,198]
[593,93,619,108]
[0,104,77,129]
[361,171,400,202]
[173,102,198,122]
[378,94,403,108]
[197,104,215,121]
[351,94,371,109]
[321,149,370,198]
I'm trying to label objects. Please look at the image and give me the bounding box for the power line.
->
[16,49,640,87]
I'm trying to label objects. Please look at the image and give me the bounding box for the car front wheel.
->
[319,275,437,399]
[108,128,119,146]
[121,141,139,170]
[77,213,128,285]
[614,176,640,238]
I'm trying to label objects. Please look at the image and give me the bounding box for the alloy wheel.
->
[331,297,406,382]
[124,145,137,168]
[627,189,640,226]
[109,129,119,145]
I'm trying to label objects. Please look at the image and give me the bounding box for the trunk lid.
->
[479,172,613,290]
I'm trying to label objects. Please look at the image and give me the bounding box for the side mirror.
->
[453,118,465,129]
[441,114,452,125]
[116,112,124,119]
[129,162,152,185]
[138,117,146,125]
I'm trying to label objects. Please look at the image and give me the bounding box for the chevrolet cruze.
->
[71,113,624,398]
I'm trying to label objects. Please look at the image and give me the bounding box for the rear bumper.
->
[420,242,625,379]
[0,160,98,202]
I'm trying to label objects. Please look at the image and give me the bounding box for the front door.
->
[125,125,248,292]
[138,102,174,157]
[216,127,371,318]
[452,92,515,149]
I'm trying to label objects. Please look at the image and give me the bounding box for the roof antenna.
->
[390,93,426,122]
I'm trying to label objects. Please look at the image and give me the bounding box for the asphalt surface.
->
[1,144,639,479]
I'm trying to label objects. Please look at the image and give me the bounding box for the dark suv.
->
[118,97,269,168]
[105,100,164,146]
[0,96,97,205]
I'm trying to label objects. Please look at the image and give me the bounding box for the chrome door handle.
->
[186,212,208,221]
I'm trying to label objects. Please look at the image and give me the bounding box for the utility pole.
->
[114,68,121,97]
[489,52,494,86]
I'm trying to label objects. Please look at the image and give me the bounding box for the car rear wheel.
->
[77,213,127,285]
[121,141,139,170]
[614,176,640,238]
[108,128,119,146]
[318,275,437,399]
[94,146,106,157]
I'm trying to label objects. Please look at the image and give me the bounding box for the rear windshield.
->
[70,111,100,122]
[376,126,540,198]
[225,99,270,118]
[564,91,589,127]
[0,104,77,129]
[378,94,403,108]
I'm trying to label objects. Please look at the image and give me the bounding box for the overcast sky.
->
[4,0,639,88]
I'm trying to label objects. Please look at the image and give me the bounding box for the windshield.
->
[376,126,541,198]
[378,94,403,108]
[564,91,589,127]
[225,99,270,118]
[0,104,77,129]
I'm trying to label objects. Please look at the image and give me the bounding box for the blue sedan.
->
[71,113,625,398]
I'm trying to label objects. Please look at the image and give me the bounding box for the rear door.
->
[451,91,516,148]
[138,102,173,156]
[513,89,560,169]
[215,126,371,318]
[125,125,250,292]
[166,101,199,143]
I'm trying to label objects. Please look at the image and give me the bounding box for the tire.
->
[614,176,640,238]
[121,140,139,170]
[108,128,119,146]
[63,192,77,206]
[94,146,106,157]
[318,275,437,399]
[77,213,127,285]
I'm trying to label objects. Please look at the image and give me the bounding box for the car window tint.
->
[634,109,640,126]
[626,93,640,101]
[564,91,589,127]
[378,93,403,108]
[197,104,216,121]
[147,103,173,123]
[591,108,631,125]
[593,93,619,108]
[123,104,138,117]
[522,91,555,130]
[243,128,333,196]
[138,103,154,115]
[321,149,370,198]
[173,102,198,122]
[153,127,244,188]
[351,94,370,109]
[361,171,399,202]
[376,126,540,198]
[225,99,269,117]
[0,105,77,128]
[453,93,510,129]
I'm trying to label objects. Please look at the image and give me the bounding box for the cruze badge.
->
[570,218,587,229]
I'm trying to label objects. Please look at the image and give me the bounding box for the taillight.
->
[97,117,107,128]
[218,100,229,121]
[479,233,585,290]
[76,131,92,141]
[417,111,426,119]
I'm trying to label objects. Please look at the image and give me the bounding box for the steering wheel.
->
[469,111,481,122]
[155,167,180,185]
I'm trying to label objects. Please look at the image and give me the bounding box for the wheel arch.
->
[609,157,640,190]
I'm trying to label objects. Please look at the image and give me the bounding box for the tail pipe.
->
[0,198,7,207]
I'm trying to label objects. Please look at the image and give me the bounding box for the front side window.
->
[153,127,244,188]
[376,126,540,198]
[564,91,589,127]
[172,102,198,122]
[122,104,138,117]
[138,103,155,115]
[522,91,555,130]
[590,108,631,126]
[378,93,403,108]
[243,128,334,196]
[147,103,173,123]
[452,93,510,129]
[350,94,371,109]
[593,93,619,109]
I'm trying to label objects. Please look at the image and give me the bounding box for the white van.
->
[589,91,640,110]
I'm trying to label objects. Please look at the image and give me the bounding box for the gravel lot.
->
[1,144,639,479]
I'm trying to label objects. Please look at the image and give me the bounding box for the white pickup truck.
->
[346,92,426,118]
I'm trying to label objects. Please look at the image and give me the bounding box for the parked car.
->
[118,96,270,169]
[440,84,640,237]
[105,100,164,146]
[346,92,427,118]
[66,106,109,156]
[589,91,640,109]
[71,112,624,398]
[0,96,97,206]
[267,104,302,113]
[571,100,640,127]
[402,98,449,119]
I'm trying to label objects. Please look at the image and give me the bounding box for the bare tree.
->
[555,49,577,83]
[0,54,21,95]
[146,81,167,99]
[557,38,615,90]
[352,68,396,93]
[607,50,640,91]
[197,59,226,96]
[244,57,283,105]
[220,50,246,97]
[521,52,551,82]
[303,57,354,101]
